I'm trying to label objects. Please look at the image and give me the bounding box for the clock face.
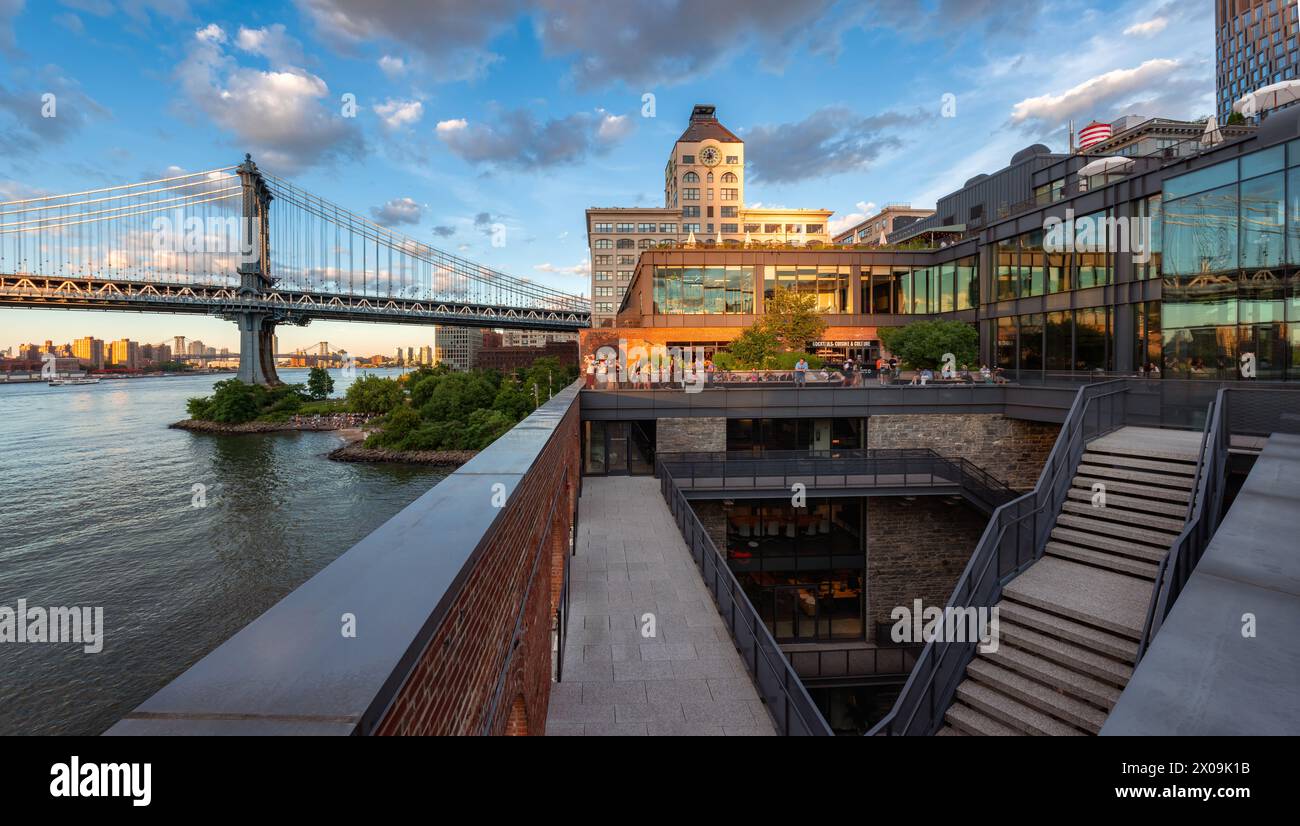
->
[699,146,721,167]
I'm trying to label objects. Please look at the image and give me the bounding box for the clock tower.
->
[664,105,745,228]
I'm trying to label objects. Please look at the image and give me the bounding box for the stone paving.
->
[545,476,776,736]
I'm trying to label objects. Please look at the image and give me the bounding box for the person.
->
[877,358,890,385]
[979,364,992,384]
[920,367,934,385]
[958,364,972,382]
[794,357,809,387]
[595,357,608,389]
[842,358,855,387]
[584,355,595,389]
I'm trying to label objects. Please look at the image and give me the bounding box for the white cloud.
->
[175,22,363,172]
[435,108,635,170]
[1010,59,1181,127]
[377,54,406,77]
[828,201,877,236]
[373,98,423,130]
[235,24,306,68]
[1124,17,1168,37]
[436,118,467,134]
[533,260,590,277]
[370,196,422,226]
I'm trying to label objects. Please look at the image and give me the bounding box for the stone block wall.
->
[865,497,988,643]
[867,413,1059,489]
[657,417,726,454]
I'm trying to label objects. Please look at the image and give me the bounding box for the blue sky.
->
[1,0,1213,355]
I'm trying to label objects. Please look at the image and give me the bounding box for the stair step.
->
[1055,515,1179,548]
[998,620,1134,686]
[1073,476,1191,503]
[1076,464,1196,489]
[1045,542,1160,579]
[1002,558,1149,639]
[987,644,1123,709]
[1066,487,1188,516]
[966,659,1108,733]
[1060,501,1187,532]
[1081,452,1199,476]
[998,600,1139,663]
[1087,429,1205,462]
[955,681,1086,736]
[935,725,966,736]
[1049,528,1168,562]
[944,702,1021,736]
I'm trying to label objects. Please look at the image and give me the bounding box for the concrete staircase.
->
[937,427,1202,736]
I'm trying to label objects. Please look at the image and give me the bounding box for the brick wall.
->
[374,398,579,736]
[865,497,988,643]
[692,501,728,551]
[657,417,726,453]
[866,413,1059,489]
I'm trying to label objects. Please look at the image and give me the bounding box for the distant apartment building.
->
[432,326,481,372]
[586,104,833,327]
[108,339,140,370]
[419,345,434,366]
[1215,0,1300,123]
[502,330,579,348]
[72,337,105,369]
[833,205,935,246]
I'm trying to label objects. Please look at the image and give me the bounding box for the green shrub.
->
[345,374,405,414]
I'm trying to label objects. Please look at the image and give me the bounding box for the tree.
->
[726,325,780,369]
[306,366,334,400]
[879,320,979,370]
[205,379,267,423]
[345,374,405,414]
[761,288,828,352]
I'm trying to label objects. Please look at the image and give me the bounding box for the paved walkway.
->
[546,476,776,736]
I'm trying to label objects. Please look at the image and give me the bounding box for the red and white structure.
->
[1078,121,1114,150]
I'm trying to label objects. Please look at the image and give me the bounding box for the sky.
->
[0,0,1215,356]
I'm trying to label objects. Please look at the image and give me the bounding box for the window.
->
[595,286,613,297]
[638,223,657,233]
[706,172,714,183]
[683,223,701,233]
[659,223,677,233]
[720,206,737,217]
[805,224,823,234]
[617,255,635,265]
[721,172,738,183]
[653,265,755,314]
[683,171,699,183]
[595,238,612,249]
[764,223,781,233]
[681,155,694,164]
[638,238,654,248]
[595,302,614,313]
[682,206,700,217]
[594,271,612,281]
[721,223,738,233]
[744,223,760,233]
[616,223,635,233]
[618,271,632,280]
[683,188,699,200]
[725,156,738,164]
[721,188,738,200]
[595,255,612,266]
[763,265,850,312]
[593,222,613,233]
[616,238,635,249]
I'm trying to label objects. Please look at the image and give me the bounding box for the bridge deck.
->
[547,477,776,736]
[1101,433,1300,735]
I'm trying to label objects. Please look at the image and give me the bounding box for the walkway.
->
[1102,432,1300,735]
[546,476,776,736]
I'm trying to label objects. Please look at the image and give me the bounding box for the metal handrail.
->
[657,460,834,736]
[658,449,1018,514]
[866,380,1132,735]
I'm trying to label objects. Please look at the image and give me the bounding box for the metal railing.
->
[658,449,1017,514]
[658,460,834,735]
[786,645,922,682]
[865,380,1132,735]
[1137,387,1300,659]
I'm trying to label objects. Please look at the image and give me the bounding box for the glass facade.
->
[1160,140,1300,379]
[859,256,975,315]
[994,309,1115,373]
[763,265,850,312]
[652,265,755,314]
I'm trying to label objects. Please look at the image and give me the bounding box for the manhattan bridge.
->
[0,155,590,384]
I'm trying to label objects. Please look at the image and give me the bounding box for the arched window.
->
[595,238,612,249]
[658,239,676,248]
[616,238,634,249]
[706,172,714,183]
[638,238,654,249]
[721,172,738,183]
[682,171,699,183]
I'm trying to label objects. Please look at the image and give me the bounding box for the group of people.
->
[583,354,716,389]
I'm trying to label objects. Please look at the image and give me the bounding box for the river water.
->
[0,368,447,735]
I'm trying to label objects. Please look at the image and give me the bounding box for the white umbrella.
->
[715,229,723,245]
[1200,114,1224,147]
[1077,156,1135,178]
[744,230,752,246]
[685,230,697,247]
[1233,79,1300,118]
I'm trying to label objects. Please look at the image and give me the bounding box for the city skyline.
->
[0,0,1210,351]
